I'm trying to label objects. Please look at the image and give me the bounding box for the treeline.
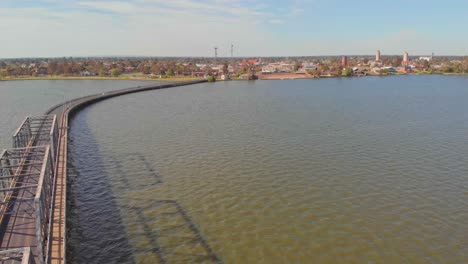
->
[0,58,206,78]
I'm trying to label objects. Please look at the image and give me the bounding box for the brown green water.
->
[65,76,467,263]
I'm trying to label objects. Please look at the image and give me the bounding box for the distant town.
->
[1,52,468,81]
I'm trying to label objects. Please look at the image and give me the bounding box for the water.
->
[1,77,467,263]
[0,80,158,149]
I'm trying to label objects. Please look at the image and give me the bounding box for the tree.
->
[111,68,120,77]
[390,57,403,67]
[462,57,468,73]
[293,61,301,72]
[47,61,58,75]
[207,75,216,82]
[343,68,353,77]
[151,63,161,75]
[441,63,455,73]
[421,60,431,71]
[379,68,389,75]
[166,68,175,77]
[63,62,72,75]
[333,66,343,76]
[99,68,106,77]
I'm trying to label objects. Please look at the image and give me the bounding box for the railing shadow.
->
[67,106,222,263]
[110,153,163,191]
[110,153,221,263]
[66,110,134,264]
[119,198,222,264]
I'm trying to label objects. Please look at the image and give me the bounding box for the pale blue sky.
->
[1,0,467,57]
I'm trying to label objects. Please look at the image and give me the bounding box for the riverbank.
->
[1,72,467,82]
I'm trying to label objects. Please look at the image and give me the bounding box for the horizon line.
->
[1,54,466,60]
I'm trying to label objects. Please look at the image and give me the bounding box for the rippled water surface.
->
[20,76,468,263]
[0,80,157,148]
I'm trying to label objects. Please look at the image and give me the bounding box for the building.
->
[376,50,381,61]
[397,66,412,74]
[402,52,409,65]
[341,56,348,67]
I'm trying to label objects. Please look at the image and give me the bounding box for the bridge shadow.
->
[67,107,221,263]
[110,154,221,263]
[66,109,134,264]
[109,152,163,192]
[118,198,222,264]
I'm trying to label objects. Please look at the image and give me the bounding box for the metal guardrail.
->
[13,116,58,163]
[1,115,58,264]
[0,146,54,264]
[0,247,35,264]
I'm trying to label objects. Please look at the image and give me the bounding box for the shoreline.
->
[1,72,467,82]
[0,76,204,82]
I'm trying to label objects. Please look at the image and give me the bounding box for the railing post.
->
[34,198,44,264]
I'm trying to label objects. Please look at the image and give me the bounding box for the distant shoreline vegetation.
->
[1,56,467,81]
[1,72,468,82]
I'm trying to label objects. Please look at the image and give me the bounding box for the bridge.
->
[0,80,206,264]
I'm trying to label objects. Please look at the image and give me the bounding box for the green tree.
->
[343,68,353,77]
[111,68,120,77]
[421,60,431,71]
[99,68,106,77]
[441,64,455,73]
[207,75,216,82]
[166,69,175,77]
[379,69,389,75]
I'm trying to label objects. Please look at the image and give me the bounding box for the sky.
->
[1,0,467,58]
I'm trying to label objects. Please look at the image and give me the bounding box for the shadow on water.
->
[67,108,221,263]
[66,109,134,264]
[110,152,163,190]
[110,153,222,264]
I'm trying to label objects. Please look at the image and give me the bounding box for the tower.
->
[231,44,234,58]
[214,47,218,59]
[376,50,381,61]
[341,56,348,67]
[402,52,409,65]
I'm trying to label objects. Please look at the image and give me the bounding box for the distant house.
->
[382,66,396,73]
[303,64,317,71]
[396,66,412,74]
[192,71,205,77]
[352,67,368,76]
[80,71,95,76]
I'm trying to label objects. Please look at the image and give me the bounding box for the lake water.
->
[1,77,467,263]
[0,80,157,149]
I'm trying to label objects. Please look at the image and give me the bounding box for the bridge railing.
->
[0,147,48,218]
[0,146,54,264]
[34,145,54,264]
[13,115,58,163]
[0,247,35,264]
